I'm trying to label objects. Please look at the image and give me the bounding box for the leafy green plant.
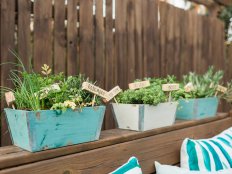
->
[116,76,177,105]
[222,80,232,103]
[172,67,224,100]
[1,56,102,111]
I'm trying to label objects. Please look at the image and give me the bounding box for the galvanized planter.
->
[176,97,219,120]
[111,102,178,131]
[5,106,106,152]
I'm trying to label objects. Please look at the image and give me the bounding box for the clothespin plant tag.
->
[5,91,16,109]
[129,81,150,90]
[184,82,194,92]
[106,86,122,103]
[162,84,179,102]
[215,85,227,96]
[82,82,108,99]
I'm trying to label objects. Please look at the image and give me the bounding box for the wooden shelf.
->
[0,113,230,174]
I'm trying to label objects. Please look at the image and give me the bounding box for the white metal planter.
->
[111,102,178,131]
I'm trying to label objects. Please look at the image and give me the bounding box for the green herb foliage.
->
[1,55,102,111]
[116,76,177,105]
[172,67,224,100]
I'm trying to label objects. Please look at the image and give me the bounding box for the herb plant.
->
[116,76,177,105]
[172,67,224,100]
[1,58,102,111]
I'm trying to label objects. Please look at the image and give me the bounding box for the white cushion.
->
[155,161,232,174]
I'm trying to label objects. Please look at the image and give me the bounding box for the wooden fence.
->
[0,0,227,146]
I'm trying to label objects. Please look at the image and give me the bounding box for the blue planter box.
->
[5,106,106,152]
[176,97,219,120]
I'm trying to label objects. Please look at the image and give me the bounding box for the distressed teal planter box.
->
[176,97,219,120]
[5,106,106,152]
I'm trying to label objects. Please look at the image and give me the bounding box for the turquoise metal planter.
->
[176,97,219,120]
[5,106,106,152]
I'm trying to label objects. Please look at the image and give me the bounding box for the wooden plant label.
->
[106,86,122,101]
[5,92,15,108]
[129,81,150,90]
[184,82,194,92]
[217,85,227,93]
[82,82,108,99]
[162,84,179,91]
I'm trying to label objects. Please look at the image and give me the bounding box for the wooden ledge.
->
[0,113,230,171]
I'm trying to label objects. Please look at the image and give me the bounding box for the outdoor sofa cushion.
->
[155,161,232,174]
[110,157,142,174]
[110,156,142,174]
[181,127,232,172]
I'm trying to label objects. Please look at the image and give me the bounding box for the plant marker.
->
[215,85,227,96]
[184,82,194,92]
[162,84,179,102]
[82,82,108,99]
[129,81,150,90]
[106,86,122,103]
[92,95,96,107]
[5,91,15,109]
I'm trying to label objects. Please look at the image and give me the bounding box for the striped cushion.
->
[181,127,232,172]
[110,157,142,174]
[155,161,232,174]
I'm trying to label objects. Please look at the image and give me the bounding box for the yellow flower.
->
[64,101,76,110]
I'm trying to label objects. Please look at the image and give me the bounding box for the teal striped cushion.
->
[181,127,232,172]
[110,157,142,174]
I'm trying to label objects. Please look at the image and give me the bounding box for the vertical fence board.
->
[115,0,127,89]
[33,0,53,72]
[193,15,202,73]
[105,0,115,90]
[134,0,143,79]
[213,20,225,71]
[127,0,135,83]
[54,0,66,74]
[67,0,78,75]
[79,0,94,80]
[202,16,210,72]
[187,12,194,72]
[165,4,175,75]
[180,11,190,75]
[173,7,181,79]
[104,0,115,130]
[1,0,16,146]
[142,0,159,77]
[95,0,105,88]
[160,2,168,77]
[18,0,31,70]
[191,12,199,74]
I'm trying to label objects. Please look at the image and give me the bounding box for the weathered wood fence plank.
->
[67,0,78,75]
[54,0,66,74]
[79,0,94,79]
[33,0,53,72]
[18,0,32,70]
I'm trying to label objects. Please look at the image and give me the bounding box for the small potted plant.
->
[173,67,226,120]
[2,61,106,152]
[111,76,179,131]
